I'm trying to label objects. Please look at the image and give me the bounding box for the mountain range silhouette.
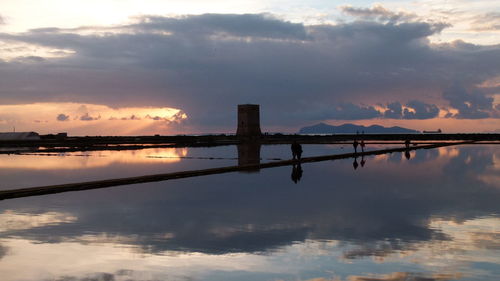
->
[298,123,420,134]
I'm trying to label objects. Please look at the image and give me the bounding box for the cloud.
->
[403,100,440,119]
[0,103,187,135]
[0,15,4,25]
[3,146,499,261]
[56,113,70,121]
[146,111,187,123]
[340,4,418,24]
[80,112,101,121]
[13,56,45,63]
[120,114,141,121]
[326,103,382,120]
[470,12,500,31]
[133,13,309,40]
[384,102,403,119]
[0,244,7,260]
[346,272,461,281]
[320,100,440,120]
[0,12,498,131]
[54,272,115,281]
[443,84,497,119]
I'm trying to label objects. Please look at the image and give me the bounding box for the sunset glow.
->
[0,0,498,134]
[0,103,187,135]
[0,2,498,280]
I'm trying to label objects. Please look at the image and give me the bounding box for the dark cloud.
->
[403,100,440,119]
[145,111,186,123]
[0,244,7,260]
[443,84,496,119]
[370,100,440,120]
[340,4,418,24]
[49,270,195,281]
[120,114,141,121]
[80,113,100,121]
[0,13,498,130]
[54,272,115,281]
[13,56,46,63]
[146,115,164,121]
[348,272,459,281]
[326,103,382,120]
[57,113,70,121]
[133,13,309,40]
[384,102,403,118]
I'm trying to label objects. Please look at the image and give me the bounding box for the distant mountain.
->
[298,123,420,134]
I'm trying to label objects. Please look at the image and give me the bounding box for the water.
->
[0,144,499,281]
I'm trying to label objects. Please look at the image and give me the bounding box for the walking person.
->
[291,141,303,160]
[353,139,359,153]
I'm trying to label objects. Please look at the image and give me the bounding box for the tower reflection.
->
[237,142,261,173]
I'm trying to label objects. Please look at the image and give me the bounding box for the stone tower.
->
[236,104,262,136]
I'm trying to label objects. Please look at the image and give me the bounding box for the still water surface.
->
[0,144,499,281]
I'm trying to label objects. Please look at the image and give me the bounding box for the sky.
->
[0,0,499,135]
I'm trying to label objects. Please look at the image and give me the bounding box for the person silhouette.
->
[291,141,303,160]
[353,156,359,170]
[353,139,359,153]
[360,139,365,152]
[405,139,411,149]
[291,163,303,183]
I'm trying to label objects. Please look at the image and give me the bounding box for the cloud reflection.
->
[0,145,499,280]
[0,148,188,170]
[0,210,77,232]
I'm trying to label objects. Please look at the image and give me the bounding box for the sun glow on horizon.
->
[0,102,188,136]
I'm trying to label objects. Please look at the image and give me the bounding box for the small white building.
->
[0,132,41,140]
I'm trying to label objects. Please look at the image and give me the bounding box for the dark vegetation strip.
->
[1,133,498,148]
[0,141,472,201]
[1,134,498,155]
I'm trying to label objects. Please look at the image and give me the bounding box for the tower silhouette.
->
[236,104,262,136]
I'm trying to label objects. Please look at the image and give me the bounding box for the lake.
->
[0,144,499,281]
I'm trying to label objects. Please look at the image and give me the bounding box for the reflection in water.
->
[345,272,462,281]
[0,148,188,170]
[0,145,499,281]
[477,153,500,188]
[291,163,303,183]
[405,149,411,160]
[237,142,261,173]
[0,146,39,153]
[353,154,368,169]
[0,211,77,232]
